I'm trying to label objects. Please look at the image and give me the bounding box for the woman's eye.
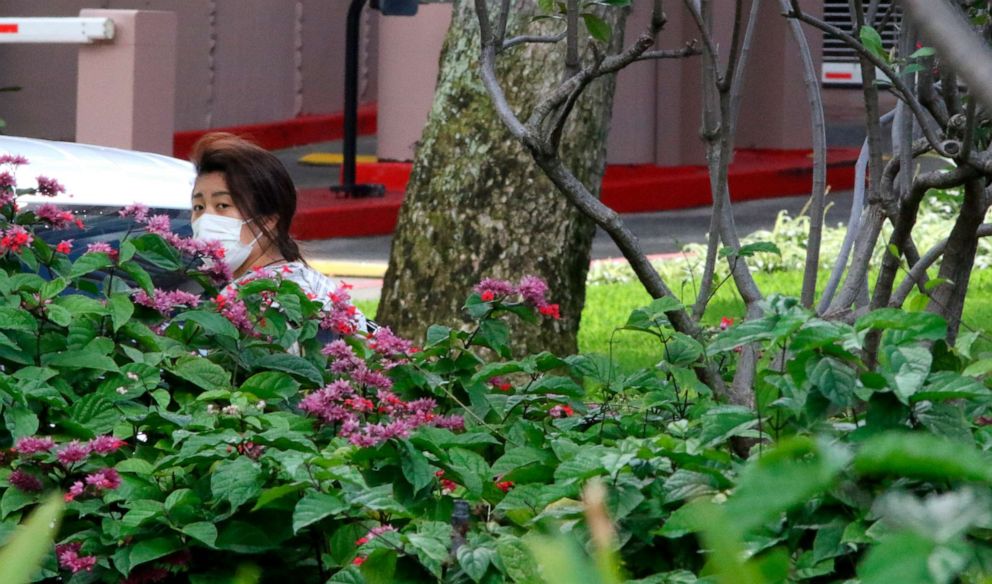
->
[192,204,203,211]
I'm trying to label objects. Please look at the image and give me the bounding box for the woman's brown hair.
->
[189,132,303,263]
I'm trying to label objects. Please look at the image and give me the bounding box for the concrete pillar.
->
[76,9,177,155]
[376,7,452,162]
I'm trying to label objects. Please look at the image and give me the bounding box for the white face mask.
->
[191,214,260,274]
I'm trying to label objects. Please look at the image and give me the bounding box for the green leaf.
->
[292,491,348,533]
[857,531,937,584]
[582,13,610,42]
[0,494,62,584]
[252,353,324,387]
[210,457,263,512]
[425,324,453,347]
[497,537,542,583]
[458,544,496,582]
[239,371,300,402]
[170,355,231,390]
[131,233,181,270]
[698,405,758,448]
[118,261,154,295]
[107,293,134,333]
[175,310,241,339]
[448,448,491,498]
[70,252,113,279]
[44,348,118,372]
[70,393,119,435]
[179,521,218,548]
[809,357,857,407]
[856,308,947,343]
[913,371,991,403]
[1,488,37,520]
[0,307,36,332]
[736,241,781,257]
[360,549,398,584]
[854,432,992,483]
[883,345,932,404]
[122,499,165,529]
[128,536,183,569]
[909,46,936,59]
[724,437,850,533]
[400,440,434,492]
[662,333,703,367]
[859,25,886,62]
[474,319,511,358]
[252,483,306,511]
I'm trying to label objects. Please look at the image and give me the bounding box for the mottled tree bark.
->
[378,0,624,355]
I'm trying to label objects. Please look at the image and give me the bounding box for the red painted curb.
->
[173,103,378,160]
[291,148,860,240]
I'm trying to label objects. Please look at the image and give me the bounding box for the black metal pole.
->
[331,0,384,198]
[341,0,364,188]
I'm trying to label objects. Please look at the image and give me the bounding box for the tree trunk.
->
[378,0,625,355]
[927,179,990,343]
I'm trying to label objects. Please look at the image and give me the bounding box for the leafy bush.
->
[4,158,992,583]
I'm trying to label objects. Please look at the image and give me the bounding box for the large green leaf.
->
[853,432,992,483]
[448,447,491,498]
[131,233,181,270]
[170,355,231,390]
[497,537,542,583]
[43,348,118,371]
[458,544,496,583]
[210,457,263,512]
[252,353,324,387]
[292,491,348,533]
[175,310,240,339]
[239,371,300,402]
[128,536,183,570]
[0,494,62,584]
[882,345,932,404]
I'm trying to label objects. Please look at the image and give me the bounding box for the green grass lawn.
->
[355,268,992,372]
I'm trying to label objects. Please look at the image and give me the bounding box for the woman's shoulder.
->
[279,261,336,297]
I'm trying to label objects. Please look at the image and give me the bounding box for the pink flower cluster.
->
[56,541,97,573]
[474,275,561,320]
[368,326,416,368]
[215,292,255,334]
[0,225,33,254]
[35,176,66,197]
[119,206,231,284]
[319,283,361,336]
[302,340,463,447]
[549,404,575,418]
[65,468,122,502]
[0,154,29,167]
[134,288,201,314]
[9,435,125,501]
[355,524,396,546]
[35,203,84,229]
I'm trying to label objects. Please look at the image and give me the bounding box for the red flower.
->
[352,556,366,566]
[355,537,369,546]
[480,290,495,302]
[495,480,514,493]
[55,240,73,254]
[539,303,561,320]
[720,316,734,330]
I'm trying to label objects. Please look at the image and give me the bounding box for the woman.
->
[188,132,369,331]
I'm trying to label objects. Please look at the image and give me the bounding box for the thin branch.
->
[787,1,950,157]
[502,31,567,51]
[891,224,992,307]
[681,0,722,87]
[496,0,511,45]
[779,0,827,309]
[634,42,701,61]
[720,0,745,93]
[565,0,580,78]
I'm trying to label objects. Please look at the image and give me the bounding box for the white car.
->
[0,135,196,285]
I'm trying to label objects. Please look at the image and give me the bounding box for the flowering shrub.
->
[3,158,992,583]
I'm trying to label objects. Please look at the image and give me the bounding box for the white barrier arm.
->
[0,18,115,44]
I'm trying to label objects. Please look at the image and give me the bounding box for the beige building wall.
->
[1,0,377,139]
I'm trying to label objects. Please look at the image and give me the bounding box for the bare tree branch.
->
[778,0,827,308]
[565,0,580,78]
[681,0,723,86]
[501,32,567,51]
[892,223,992,308]
[634,42,701,61]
